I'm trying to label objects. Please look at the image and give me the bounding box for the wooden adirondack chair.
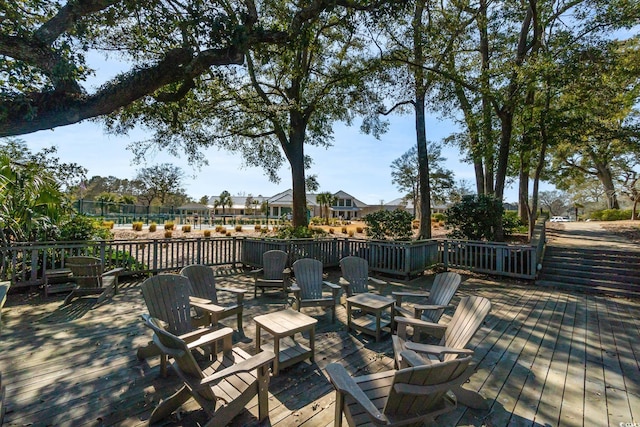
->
[137,274,222,377]
[326,353,475,427]
[142,315,275,426]
[338,256,386,297]
[392,295,492,409]
[290,258,341,323]
[392,271,462,325]
[180,264,245,337]
[250,250,290,298]
[62,256,124,305]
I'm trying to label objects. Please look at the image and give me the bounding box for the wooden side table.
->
[346,293,395,342]
[254,309,317,376]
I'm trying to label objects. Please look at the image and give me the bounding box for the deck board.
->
[0,270,639,427]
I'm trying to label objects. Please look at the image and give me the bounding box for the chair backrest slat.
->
[66,256,103,288]
[384,355,472,417]
[141,275,193,335]
[263,250,288,280]
[181,264,218,303]
[292,259,323,299]
[441,296,492,360]
[423,272,462,323]
[339,256,369,295]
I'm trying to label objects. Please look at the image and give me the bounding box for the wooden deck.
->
[1,269,639,426]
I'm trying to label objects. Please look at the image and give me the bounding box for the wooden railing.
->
[440,239,537,279]
[1,233,539,287]
[0,238,242,287]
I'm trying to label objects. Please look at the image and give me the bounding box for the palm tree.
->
[316,192,337,225]
[215,190,233,225]
[0,154,66,244]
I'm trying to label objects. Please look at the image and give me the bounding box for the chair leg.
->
[334,390,344,427]
[237,312,244,337]
[257,363,271,422]
[149,385,191,424]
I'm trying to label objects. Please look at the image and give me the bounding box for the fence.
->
[1,234,539,288]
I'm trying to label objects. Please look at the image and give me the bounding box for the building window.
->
[338,199,345,207]
[346,199,352,207]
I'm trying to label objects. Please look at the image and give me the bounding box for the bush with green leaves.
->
[445,194,505,241]
[274,226,326,239]
[590,209,632,221]
[363,209,413,241]
[58,215,112,241]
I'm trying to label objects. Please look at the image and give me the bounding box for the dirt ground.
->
[111,220,451,241]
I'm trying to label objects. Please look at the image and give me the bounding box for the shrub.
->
[432,213,446,222]
[274,226,325,239]
[341,227,347,234]
[164,222,175,230]
[363,209,413,240]
[132,221,143,231]
[356,227,363,233]
[445,194,504,241]
[148,223,157,232]
[59,215,112,241]
[203,229,211,237]
[182,225,191,232]
[310,216,323,225]
[102,221,115,229]
[235,225,242,232]
[164,231,172,238]
[348,230,354,237]
[590,209,632,221]
[219,227,227,234]
[329,228,335,234]
[254,225,261,231]
[215,225,223,232]
[226,231,232,237]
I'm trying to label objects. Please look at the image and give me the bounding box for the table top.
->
[254,309,317,335]
[346,293,395,309]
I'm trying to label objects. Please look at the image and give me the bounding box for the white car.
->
[550,216,570,222]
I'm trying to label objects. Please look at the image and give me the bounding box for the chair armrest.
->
[404,342,474,360]
[178,327,233,343]
[250,268,264,276]
[394,316,447,338]
[323,281,341,290]
[413,304,453,311]
[399,349,431,368]
[326,363,389,425]
[189,298,226,314]
[102,267,124,277]
[368,277,386,286]
[199,350,276,387]
[217,286,246,295]
[184,327,235,350]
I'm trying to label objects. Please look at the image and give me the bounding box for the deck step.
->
[537,245,640,297]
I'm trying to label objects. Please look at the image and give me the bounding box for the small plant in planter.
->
[182,225,191,232]
[164,230,172,238]
[226,231,232,237]
[165,222,175,230]
[203,229,211,237]
[235,225,242,232]
[149,223,157,232]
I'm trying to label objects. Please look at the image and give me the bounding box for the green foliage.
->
[445,195,504,241]
[502,211,526,236]
[58,215,112,241]
[590,209,632,221]
[273,226,326,239]
[363,209,413,241]
[432,213,446,222]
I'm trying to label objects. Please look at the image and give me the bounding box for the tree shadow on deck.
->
[38,298,96,323]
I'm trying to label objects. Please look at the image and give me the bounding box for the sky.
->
[16,54,526,206]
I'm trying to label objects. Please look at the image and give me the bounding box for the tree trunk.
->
[597,166,620,209]
[413,0,431,240]
[479,0,494,195]
[282,113,309,228]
